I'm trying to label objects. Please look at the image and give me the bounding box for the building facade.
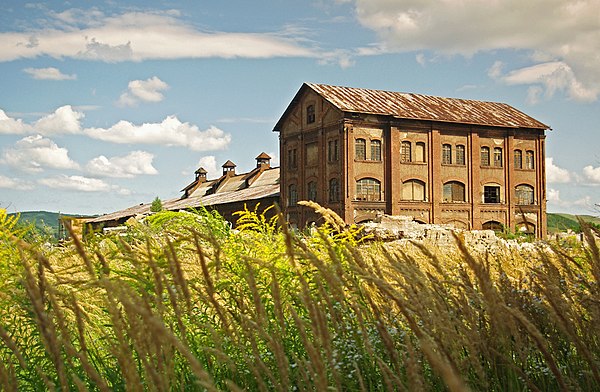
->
[274,83,549,238]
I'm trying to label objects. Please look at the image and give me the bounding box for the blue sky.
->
[0,0,598,215]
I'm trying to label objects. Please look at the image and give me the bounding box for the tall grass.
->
[0,205,599,391]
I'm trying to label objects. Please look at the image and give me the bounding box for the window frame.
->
[481,146,490,166]
[355,138,366,161]
[306,104,315,124]
[307,181,317,201]
[514,149,523,169]
[328,178,340,203]
[328,139,339,162]
[402,179,426,201]
[456,144,466,166]
[442,144,452,165]
[356,178,381,201]
[443,181,466,203]
[370,139,382,161]
[493,147,503,167]
[515,184,534,205]
[483,185,501,204]
[525,150,535,170]
[415,142,426,163]
[288,184,298,206]
[401,141,412,163]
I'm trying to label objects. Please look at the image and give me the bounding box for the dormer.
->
[222,160,236,177]
[255,152,271,169]
[195,167,208,183]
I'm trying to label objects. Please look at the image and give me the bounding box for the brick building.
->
[273,83,549,238]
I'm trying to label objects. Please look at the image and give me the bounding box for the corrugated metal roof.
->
[90,168,280,224]
[274,83,549,130]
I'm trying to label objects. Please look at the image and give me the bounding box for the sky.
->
[0,0,599,216]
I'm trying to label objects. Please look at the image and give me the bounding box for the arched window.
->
[456,145,466,165]
[514,150,523,169]
[515,184,534,205]
[483,221,503,232]
[415,142,426,162]
[481,147,490,166]
[526,150,535,169]
[443,181,465,202]
[306,104,315,124]
[402,179,426,201]
[493,147,503,167]
[288,184,298,206]
[442,144,452,164]
[356,178,381,201]
[307,181,317,201]
[483,185,501,203]
[355,138,366,160]
[401,141,411,163]
[329,178,340,202]
[371,140,382,161]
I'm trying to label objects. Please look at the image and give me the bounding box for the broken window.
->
[493,147,503,167]
[483,185,501,203]
[356,178,381,201]
[355,138,366,160]
[481,147,490,166]
[307,104,315,124]
[443,181,465,202]
[442,144,452,164]
[371,140,382,161]
[456,145,465,165]
[514,149,523,169]
[401,141,411,163]
[515,184,534,205]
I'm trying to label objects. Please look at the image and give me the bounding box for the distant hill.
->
[547,213,600,234]
[8,211,95,238]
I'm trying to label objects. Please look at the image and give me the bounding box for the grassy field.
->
[1,205,600,391]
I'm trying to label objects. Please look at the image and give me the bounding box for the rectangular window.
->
[287,149,297,169]
[305,142,318,166]
[401,141,411,163]
[329,179,340,202]
[328,139,339,162]
[484,186,501,203]
[526,151,535,170]
[514,150,523,169]
[355,139,366,160]
[415,142,425,163]
[481,147,490,166]
[493,148,503,167]
[306,104,315,124]
[442,144,452,165]
[456,145,465,165]
[371,140,382,161]
[307,181,317,201]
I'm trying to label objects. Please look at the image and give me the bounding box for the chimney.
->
[195,167,208,183]
[255,152,271,169]
[222,160,236,176]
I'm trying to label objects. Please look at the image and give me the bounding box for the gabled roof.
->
[273,83,549,131]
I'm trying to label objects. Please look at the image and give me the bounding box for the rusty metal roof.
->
[274,83,549,130]
[90,167,280,224]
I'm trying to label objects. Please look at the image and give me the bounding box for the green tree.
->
[150,196,163,212]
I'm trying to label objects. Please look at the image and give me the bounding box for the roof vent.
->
[255,152,271,169]
[222,160,236,176]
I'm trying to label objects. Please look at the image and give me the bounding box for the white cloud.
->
[85,116,231,151]
[0,10,315,63]
[195,156,220,179]
[34,105,84,135]
[582,165,600,184]
[117,76,169,107]
[498,61,597,103]
[547,188,561,202]
[0,106,83,136]
[545,157,571,183]
[0,109,29,134]
[415,53,426,66]
[86,151,158,178]
[354,0,600,100]
[38,174,127,193]
[1,135,80,173]
[0,175,35,191]
[23,67,76,80]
